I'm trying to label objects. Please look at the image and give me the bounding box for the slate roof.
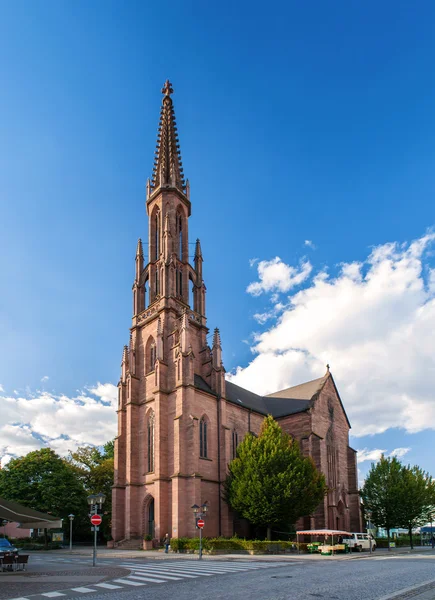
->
[194,374,326,419]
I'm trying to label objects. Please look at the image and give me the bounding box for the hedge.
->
[169,537,306,554]
[374,537,414,548]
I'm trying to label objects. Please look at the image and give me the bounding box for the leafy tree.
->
[67,442,114,538]
[224,415,326,540]
[360,455,403,547]
[0,448,88,542]
[398,465,435,549]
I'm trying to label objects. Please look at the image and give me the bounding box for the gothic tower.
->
[112,81,224,544]
[112,81,361,545]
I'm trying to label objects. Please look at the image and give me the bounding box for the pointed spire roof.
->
[150,80,186,197]
[122,345,129,365]
[136,238,143,257]
[195,239,202,259]
[212,327,221,348]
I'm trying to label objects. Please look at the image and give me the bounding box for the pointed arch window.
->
[155,268,160,297]
[200,417,208,458]
[231,430,239,460]
[154,211,160,261]
[147,411,155,472]
[176,269,183,297]
[177,213,183,260]
[148,341,156,373]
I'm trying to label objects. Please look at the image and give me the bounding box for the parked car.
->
[342,533,376,552]
[0,538,19,557]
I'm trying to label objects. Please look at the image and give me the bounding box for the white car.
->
[343,533,376,552]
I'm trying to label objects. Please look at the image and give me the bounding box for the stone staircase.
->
[114,537,143,550]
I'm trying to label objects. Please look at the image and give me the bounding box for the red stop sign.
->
[197,519,205,529]
[90,515,102,526]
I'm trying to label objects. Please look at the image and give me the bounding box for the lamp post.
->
[87,492,106,567]
[431,517,434,550]
[366,510,373,555]
[68,514,74,551]
[191,502,209,560]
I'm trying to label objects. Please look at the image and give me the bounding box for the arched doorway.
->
[148,498,155,538]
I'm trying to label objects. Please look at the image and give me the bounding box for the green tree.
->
[398,465,435,549]
[67,443,114,539]
[0,448,88,541]
[224,415,326,540]
[361,455,405,547]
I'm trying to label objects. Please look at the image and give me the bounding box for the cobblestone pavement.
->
[2,550,435,600]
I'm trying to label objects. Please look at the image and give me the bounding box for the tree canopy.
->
[361,455,435,548]
[224,415,326,539]
[0,448,88,523]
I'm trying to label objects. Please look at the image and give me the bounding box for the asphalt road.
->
[2,551,435,600]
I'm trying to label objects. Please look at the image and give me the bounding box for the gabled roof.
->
[194,376,313,419]
[266,374,328,400]
[194,370,351,426]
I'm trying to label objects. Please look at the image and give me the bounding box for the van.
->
[342,533,376,552]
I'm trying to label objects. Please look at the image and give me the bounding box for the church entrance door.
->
[148,498,155,538]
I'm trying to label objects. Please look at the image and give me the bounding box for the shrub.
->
[168,537,302,554]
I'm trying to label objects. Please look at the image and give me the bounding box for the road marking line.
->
[131,569,197,579]
[93,583,122,589]
[41,593,66,598]
[127,575,166,584]
[113,579,146,586]
[70,588,95,593]
[377,578,435,600]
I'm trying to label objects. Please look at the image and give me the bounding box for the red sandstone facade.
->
[112,82,362,545]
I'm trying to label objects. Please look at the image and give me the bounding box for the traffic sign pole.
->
[196,518,205,560]
[90,513,102,566]
[199,525,202,560]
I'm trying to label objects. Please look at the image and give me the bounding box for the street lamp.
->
[366,510,373,555]
[191,503,209,560]
[431,517,434,550]
[87,493,105,567]
[68,514,74,552]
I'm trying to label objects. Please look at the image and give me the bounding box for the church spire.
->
[149,80,186,198]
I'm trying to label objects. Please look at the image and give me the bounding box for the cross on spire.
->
[161,79,174,96]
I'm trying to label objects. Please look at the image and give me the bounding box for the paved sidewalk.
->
[41,544,435,562]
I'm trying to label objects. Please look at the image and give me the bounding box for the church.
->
[112,81,362,545]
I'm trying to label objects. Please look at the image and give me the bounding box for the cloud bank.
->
[0,384,118,467]
[230,232,435,438]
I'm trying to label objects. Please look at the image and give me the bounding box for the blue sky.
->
[1,1,435,479]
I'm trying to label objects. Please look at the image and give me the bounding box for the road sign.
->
[197,518,205,529]
[90,514,102,526]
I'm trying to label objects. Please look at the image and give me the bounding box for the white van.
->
[343,533,376,552]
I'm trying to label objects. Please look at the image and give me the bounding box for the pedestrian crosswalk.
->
[8,559,293,600]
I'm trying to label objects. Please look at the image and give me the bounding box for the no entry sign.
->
[90,514,102,526]
[197,519,205,529]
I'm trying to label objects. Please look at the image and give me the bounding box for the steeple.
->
[148,80,186,198]
[135,238,144,281]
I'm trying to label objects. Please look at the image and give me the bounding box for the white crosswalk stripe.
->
[5,558,293,600]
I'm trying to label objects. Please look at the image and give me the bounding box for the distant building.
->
[112,82,362,546]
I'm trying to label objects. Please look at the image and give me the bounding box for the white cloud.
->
[40,375,49,383]
[230,232,435,437]
[357,447,411,463]
[249,258,259,267]
[389,447,412,459]
[304,240,316,250]
[0,384,3,393]
[247,257,312,296]
[0,383,118,463]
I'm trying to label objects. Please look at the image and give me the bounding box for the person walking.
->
[164,533,170,554]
